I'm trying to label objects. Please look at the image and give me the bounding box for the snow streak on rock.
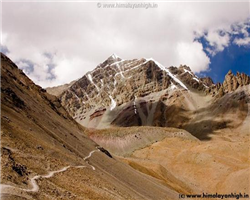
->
[109,95,116,111]
[147,58,189,90]
[87,73,100,91]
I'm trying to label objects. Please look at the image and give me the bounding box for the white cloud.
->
[175,41,210,73]
[205,31,230,55]
[1,32,8,45]
[232,20,250,46]
[17,61,30,70]
[2,2,249,87]
[234,37,250,46]
[52,54,95,86]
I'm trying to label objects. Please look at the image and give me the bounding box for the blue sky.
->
[202,44,250,83]
[196,23,250,83]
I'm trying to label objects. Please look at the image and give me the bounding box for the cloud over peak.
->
[2,2,249,87]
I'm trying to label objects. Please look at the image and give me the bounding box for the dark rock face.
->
[12,163,28,176]
[200,77,214,87]
[90,108,106,121]
[97,147,113,158]
[169,65,211,91]
[1,87,26,109]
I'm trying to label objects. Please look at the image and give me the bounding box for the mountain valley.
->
[1,53,249,199]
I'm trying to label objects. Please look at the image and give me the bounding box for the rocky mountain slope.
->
[55,54,209,127]
[1,53,181,200]
[2,53,249,199]
[51,54,250,138]
[46,80,76,97]
[84,87,250,196]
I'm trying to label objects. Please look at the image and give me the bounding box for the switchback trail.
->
[1,149,100,194]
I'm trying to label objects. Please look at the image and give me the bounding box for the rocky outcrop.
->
[205,71,250,98]
[223,70,237,92]
[169,65,211,91]
[210,70,250,97]
[222,70,250,93]
[200,77,214,87]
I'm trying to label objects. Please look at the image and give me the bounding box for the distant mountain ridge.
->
[46,80,76,97]
[47,54,249,133]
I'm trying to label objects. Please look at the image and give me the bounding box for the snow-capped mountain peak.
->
[58,55,217,128]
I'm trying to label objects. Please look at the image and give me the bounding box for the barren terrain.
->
[1,53,249,199]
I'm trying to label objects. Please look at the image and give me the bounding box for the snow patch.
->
[74,93,80,100]
[110,60,125,67]
[114,71,125,78]
[148,58,188,90]
[112,61,125,79]
[112,60,143,78]
[170,82,178,90]
[126,59,149,71]
[203,83,209,88]
[111,53,120,60]
[193,77,200,82]
[133,96,137,114]
[87,73,100,91]
[109,95,116,111]
[183,68,193,76]
[85,92,90,99]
